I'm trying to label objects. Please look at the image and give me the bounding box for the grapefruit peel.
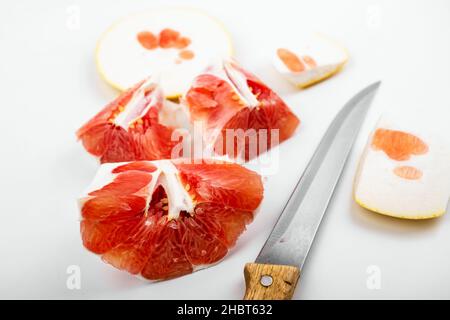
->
[273,34,349,88]
[95,8,233,99]
[354,116,450,220]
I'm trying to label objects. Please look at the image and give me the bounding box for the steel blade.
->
[255,81,381,268]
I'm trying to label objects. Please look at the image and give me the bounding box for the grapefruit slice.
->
[79,159,263,280]
[354,115,450,219]
[96,8,233,98]
[77,77,188,163]
[184,59,300,161]
[273,34,348,88]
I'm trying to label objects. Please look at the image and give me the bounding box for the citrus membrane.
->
[77,76,188,163]
[184,59,300,161]
[79,159,264,280]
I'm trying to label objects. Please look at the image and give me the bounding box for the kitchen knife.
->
[243,81,381,300]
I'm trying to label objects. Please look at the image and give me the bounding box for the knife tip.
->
[370,80,382,90]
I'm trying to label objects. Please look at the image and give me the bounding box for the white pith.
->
[96,8,233,96]
[354,116,450,219]
[114,77,161,129]
[223,61,259,107]
[282,64,340,86]
[80,160,195,220]
[159,99,191,130]
[155,160,195,220]
[205,60,260,109]
[191,60,263,161]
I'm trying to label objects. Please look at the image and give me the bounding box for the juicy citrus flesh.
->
[370,128,429,181]
[137,31,158,50]
[80,160,263,280]
[185,60,300,161]
[371,128,428,161]
[277,48,306,72]
[276,48,317,72]
[77,81,181,163]
[393,165,423,180]
[136,28,194,63]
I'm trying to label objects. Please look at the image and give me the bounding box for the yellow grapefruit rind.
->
[95,7,234,99]
[354,196,445,220]
[296,62,347,89]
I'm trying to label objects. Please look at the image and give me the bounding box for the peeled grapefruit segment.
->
[79,159,263,280]
[96,8,233,98]
[273,34,348,88]
[184,59,300,161]
[354,115,450,219]
[77,77,186,163]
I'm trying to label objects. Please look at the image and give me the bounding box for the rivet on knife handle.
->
[243,263,300,300]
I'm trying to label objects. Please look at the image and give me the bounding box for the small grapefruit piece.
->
[137,31,158,50]
[77,77,187,163]
[371,128,428,161]
[179,50,195,60]
[174,37,191,49]
[158,28,181,48]
[184,59,300,161]
[79,160,263,280]
[393,166,423,180]
[276,48,305,72]
[354,115,450,219]
[96,8,233,98]
[273,34,348,88]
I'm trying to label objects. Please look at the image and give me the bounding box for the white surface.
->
[0,0,449,299]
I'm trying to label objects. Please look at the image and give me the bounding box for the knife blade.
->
[243,81,381,300]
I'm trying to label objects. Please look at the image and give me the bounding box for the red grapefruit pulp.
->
[77,78,183,163]
[79,160,263,280]
[184,60,300,161]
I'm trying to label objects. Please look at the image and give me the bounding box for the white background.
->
[0,0,449,299]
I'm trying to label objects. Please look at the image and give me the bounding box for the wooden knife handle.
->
[243,263,300,300]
